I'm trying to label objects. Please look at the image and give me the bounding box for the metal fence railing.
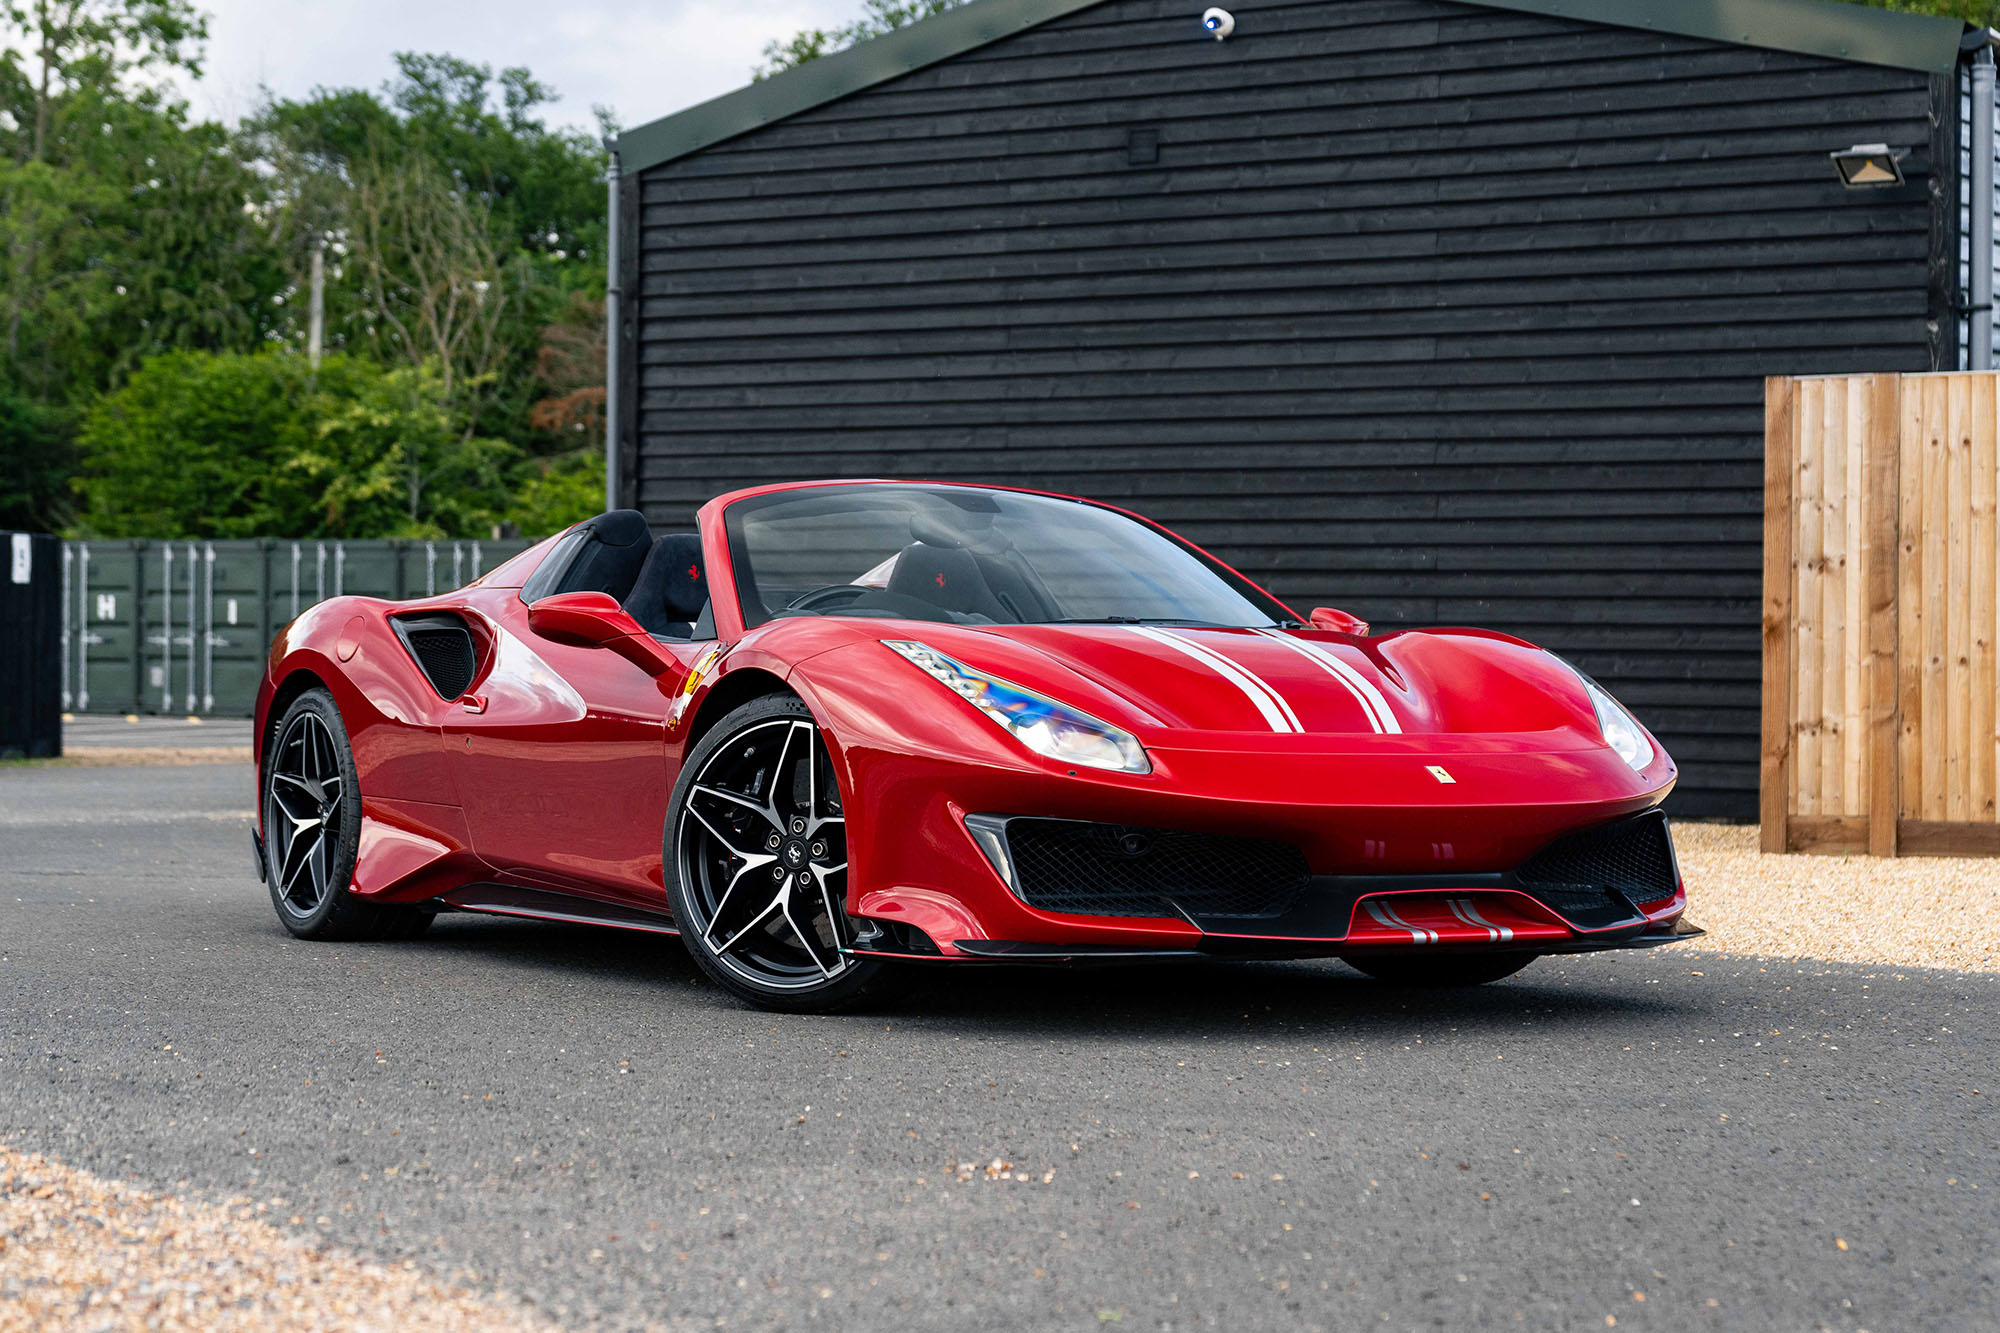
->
[61,538,536,719]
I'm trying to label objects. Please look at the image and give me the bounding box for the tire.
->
[664,695,900,1013]
[1342,952,1539,987]
[262,688,434,942]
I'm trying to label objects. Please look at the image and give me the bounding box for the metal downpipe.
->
[1973,38,1995,370]
[604,138,623,513]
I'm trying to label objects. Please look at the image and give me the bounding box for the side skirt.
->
[432,884,680,936]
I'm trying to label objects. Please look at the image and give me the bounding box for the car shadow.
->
[398,914,1701,1043]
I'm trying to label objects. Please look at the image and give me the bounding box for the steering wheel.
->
[783,584,871,614]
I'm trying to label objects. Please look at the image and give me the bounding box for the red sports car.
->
[253,480,1698,1011]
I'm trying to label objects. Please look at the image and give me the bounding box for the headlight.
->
[883,640,1150,774]
[1555,657,1654,773]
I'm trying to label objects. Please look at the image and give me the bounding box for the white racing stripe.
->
[1250,628,1403,734]
[1364,899,1437,944]
[1126,626,1301,733]
[1447,897,1514,943]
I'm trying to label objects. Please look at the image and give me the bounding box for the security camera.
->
[1201,7,1235,40]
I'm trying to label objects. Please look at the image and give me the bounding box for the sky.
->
[180,0,855,135]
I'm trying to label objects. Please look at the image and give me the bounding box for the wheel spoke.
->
[809,869,845,952]
[712,896,783,955]
[771,722,803,816]
[686,801,772,860]
[782,894,835,978]
[799,722,820,824]
[311,820,333,903]
[690,783,781,832]
[270,778,319,825]
[702,850,780,936]
[277,823,322,904]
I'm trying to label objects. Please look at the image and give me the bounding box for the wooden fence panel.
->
[1767,371,2000,855]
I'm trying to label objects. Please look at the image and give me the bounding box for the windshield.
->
[724,484,1294,629]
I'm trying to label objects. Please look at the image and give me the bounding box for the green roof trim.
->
[615,0,1969,175]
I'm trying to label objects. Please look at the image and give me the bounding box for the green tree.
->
[1,2,279,408]
[73,350,520,539]
[0,389,71,530]
[73,350,331,538]
[756,0,972,77]
[0,0,206,166]
[507,451,605,537]
[244,54,609,455]
[295,361,519,538]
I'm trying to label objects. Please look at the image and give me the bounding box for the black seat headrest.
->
[550,509,654,603]
[887,542,1005,620]
[626,534,708,638]
[583,509,652,549]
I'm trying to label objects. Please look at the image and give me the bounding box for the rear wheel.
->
[263,688,433,942]
[665,695,899,1012]
[1343,953,1538,987]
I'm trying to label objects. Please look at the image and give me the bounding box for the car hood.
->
[869,621,1617,754]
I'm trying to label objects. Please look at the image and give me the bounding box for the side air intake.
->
[392,613,478,701]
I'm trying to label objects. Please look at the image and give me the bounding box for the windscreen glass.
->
[724,485,1292,629]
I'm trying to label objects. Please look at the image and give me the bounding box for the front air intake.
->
[999,818,1310,920]
[1515,810,1680,910]
[392,614,477,701]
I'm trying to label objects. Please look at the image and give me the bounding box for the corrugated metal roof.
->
[615,0,1969,174]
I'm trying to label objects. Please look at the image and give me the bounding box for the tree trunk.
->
[33,1,54,164]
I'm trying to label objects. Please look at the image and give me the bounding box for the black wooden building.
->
[610,0,1986,817]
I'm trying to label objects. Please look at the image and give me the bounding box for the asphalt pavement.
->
[1,760,1994,1331]
[59,715,254,751]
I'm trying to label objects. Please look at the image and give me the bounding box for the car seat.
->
[626,534,709,638]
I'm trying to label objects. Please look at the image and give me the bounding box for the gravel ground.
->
[0,1144,547,1331]
[1675,822,2000,972]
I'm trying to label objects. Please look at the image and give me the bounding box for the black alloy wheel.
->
[262,688,431,942]
[666,695,898,1012]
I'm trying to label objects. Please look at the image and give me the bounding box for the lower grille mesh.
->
[1516,812,1679,909]
[1003,819,1310,920]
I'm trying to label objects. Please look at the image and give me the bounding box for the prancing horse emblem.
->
[1427,765,1456,785]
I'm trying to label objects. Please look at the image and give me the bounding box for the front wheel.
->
[1342,953,1539,987]
[665,695,900,1013]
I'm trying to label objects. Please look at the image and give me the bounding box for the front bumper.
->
[837,765,1690,961]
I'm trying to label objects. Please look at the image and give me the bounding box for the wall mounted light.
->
[1830,144,1907,188]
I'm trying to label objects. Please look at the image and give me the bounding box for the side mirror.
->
[527,591,644,645]
[1309,606,1370,636]
[528,591,679,680]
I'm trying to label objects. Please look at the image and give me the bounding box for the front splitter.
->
[844,919,1703,966]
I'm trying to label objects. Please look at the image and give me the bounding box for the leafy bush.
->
[507,449,606,537]
[74,351,521,539]
[0,391,73,532]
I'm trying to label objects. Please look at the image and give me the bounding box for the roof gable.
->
[616,0,1968,175]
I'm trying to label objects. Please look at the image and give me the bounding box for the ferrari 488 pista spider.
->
[253,480,1698,1011]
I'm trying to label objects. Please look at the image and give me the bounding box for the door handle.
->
[460,693,488,714]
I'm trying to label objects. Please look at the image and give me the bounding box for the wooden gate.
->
[1763,373,2000,856]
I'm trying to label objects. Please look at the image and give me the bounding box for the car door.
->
[442,586,706,908]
